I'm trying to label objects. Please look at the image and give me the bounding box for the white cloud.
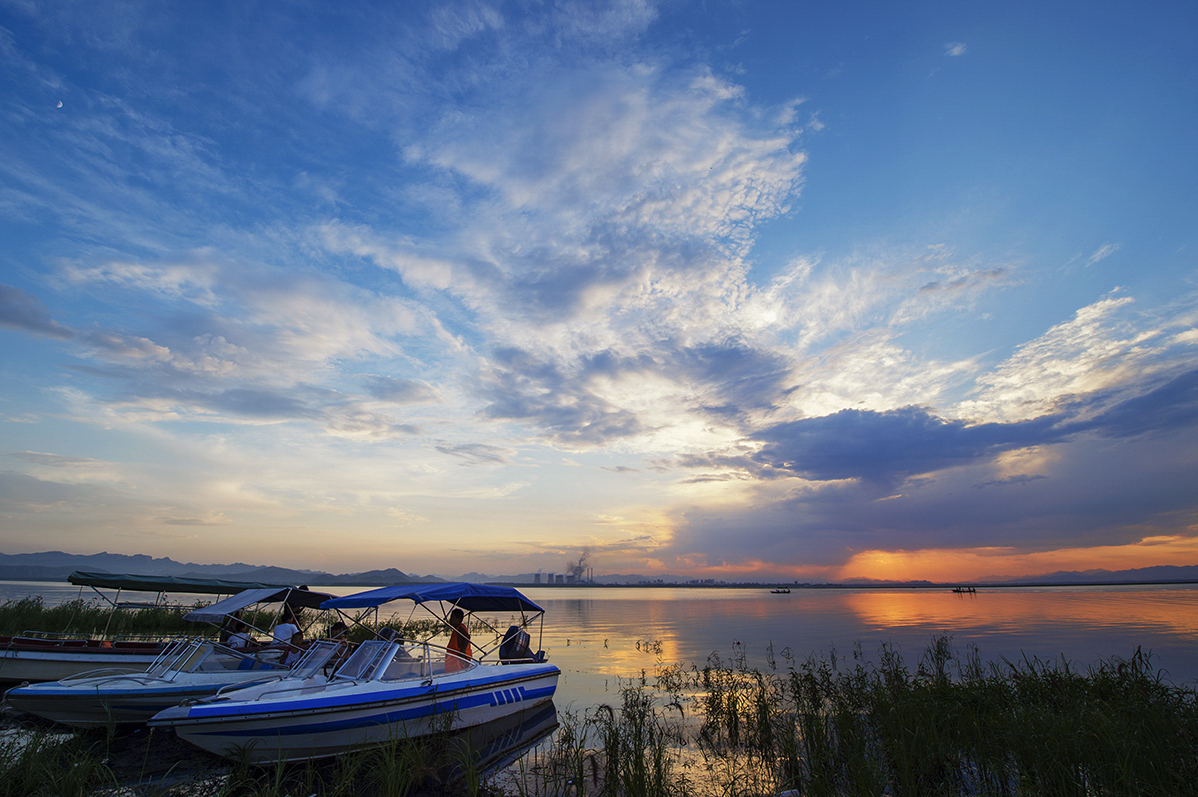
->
[945,42,967,57]
[1086,242,1120,266]
[956,295,1172,422]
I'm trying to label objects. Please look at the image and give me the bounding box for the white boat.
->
[0,572,314,684]
[3,639,341,728]
[3,586,337,728]
[150,583,560,764]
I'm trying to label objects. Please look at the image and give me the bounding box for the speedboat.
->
[150,583,560,764]
[0,571,307,684]
[3,585,336,727]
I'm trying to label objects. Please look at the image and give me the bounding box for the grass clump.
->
[0,726,115,797]
[687,636,1198,797]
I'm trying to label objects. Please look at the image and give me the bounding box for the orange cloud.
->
[838,535,1198,583]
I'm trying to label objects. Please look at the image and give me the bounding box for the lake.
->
[4,580,1197,707]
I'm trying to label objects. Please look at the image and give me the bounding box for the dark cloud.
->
[363,375,439,404]
[435,442,515,465]
[1071,367,1198,439]
[751,407,1063,484]
[478,338,791,446]
[663,368,1198,569]
[0,284,73,339]
[670,424,1198,569]
[479,347,649,445]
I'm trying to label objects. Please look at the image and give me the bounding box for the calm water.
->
[4,581,1197,706]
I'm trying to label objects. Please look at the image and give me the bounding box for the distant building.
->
[555,574,564,585]
[533,573,541,585]
[565,574,576,585]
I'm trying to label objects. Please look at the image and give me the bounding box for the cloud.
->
[435,441,516,465]
[749,406,1063,485]
[158,513,232,526]
[363,376,439,404]
[9,451,107,469]
[1085,243,1120,266]
[957,295,1167,422]
[0,284,73,339]
[945,42,967,57]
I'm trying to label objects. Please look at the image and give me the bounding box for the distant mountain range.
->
[1,551,1196,587]
[0,551,447,587]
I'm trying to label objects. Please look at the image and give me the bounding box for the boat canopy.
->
[182,586,336,623]
[68,571,290,595]
[322,582,543,614]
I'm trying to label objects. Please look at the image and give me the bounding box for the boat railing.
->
[7,631,169,646]
[330,639,476,684]
[210,675,288,700]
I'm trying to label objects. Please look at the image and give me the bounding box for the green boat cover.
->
[68,571,291,595]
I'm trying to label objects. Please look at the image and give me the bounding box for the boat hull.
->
[0,639,164,684]
[151,663,560,764]
[4,672,283,728]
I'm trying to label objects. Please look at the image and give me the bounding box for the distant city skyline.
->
[1,2,1196,583]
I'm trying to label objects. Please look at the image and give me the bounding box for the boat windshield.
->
[147,638,289,676]
[146,638,195,677]
[288,640,342,679]
[334,640,393,681]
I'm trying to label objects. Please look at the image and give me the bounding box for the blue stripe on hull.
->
[191,679,558,739]
[184,664,559,720]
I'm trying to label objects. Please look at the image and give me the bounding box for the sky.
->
[1,0,1196,582]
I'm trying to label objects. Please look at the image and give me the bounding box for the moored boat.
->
[3,585,336,727]
[0,572,305,684]
[150,583,560,764]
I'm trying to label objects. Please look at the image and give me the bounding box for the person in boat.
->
[445,608,472,673]
[272,606,301,644]
[225,616,254,649]
[282,631,307,665]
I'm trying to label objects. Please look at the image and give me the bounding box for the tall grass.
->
[508,637,1198,797]
[0,596,200,639]
[688,636,1198,797]
[0,726,115,797]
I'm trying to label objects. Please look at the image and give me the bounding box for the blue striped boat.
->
[149,583,559,763]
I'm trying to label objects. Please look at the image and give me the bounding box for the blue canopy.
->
[321,582,543,613]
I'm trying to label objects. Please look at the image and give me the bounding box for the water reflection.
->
[7,582,1198,706]
[846,587,1198,639]
[453,700,559,780]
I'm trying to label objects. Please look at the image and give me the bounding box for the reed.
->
[0,596,201,639]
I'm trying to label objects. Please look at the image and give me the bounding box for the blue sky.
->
[1,0,1196,580]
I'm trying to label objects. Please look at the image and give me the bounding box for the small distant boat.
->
[951,586,977,594]
[150,582,560,764]
[771,588,791,594]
